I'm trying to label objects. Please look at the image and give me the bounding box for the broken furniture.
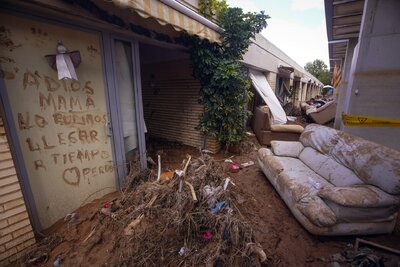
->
[257,124,400,235]
[301,100,337,125]
[252,105,304,146]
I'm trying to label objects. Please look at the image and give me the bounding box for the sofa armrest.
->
[270,124,304,133]
[270,141,304,158]
[318,185,400,208]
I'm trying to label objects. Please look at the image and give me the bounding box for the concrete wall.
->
[266,72,277,93]
[243,34,322,86]
[334,38,357,129]
[342,0,400,150]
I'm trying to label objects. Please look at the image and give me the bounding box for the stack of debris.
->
[23,155,268,267]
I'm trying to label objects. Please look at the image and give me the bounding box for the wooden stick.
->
[83,226,96,243]
[124,214,144,236]
[182,156,192,177]
[146,195,158,208]
[124,196,157,236]
[185,181,198,202]
[355,238,400,255]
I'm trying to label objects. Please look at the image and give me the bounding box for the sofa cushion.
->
[324,199,398,222]
[330,132,400,195]
[299,147,364,187]
[318,185,400,208]
[296,196,337,227]
[271,141,304,158]
[274,157,333,202]
[299,124,338,155]
[300,124,400,195]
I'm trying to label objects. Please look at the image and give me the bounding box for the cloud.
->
[261,18,329,67]
[291,0,323,11]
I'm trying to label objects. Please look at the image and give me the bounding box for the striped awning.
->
[112,0,221,43]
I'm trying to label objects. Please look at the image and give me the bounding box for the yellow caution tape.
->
[342,113,400,127]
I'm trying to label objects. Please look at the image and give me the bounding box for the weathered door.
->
[0,14,116,229]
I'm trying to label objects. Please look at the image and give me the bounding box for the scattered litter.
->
[63,212,78,224]
[178,247,186,257]
[211,200,227,214]
[240,160,255,168]
[201,149,214,154]
[245,131,255,136]
[224,158,233,163]
[203,185,215,197]
[22,154,267,266]
[355,238,400,255]
[100,203,111,215]
[202,230,213,241]
[228,162,241,173]
[160,170,174,181]
[175,170,184,177]
[53,256,61,267]
[223,177,235,190]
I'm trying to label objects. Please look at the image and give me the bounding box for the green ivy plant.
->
[198,0,228,19]
[184,5,269,147]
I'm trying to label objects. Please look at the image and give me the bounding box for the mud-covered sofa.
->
[300,101,337,125]
[258,124,400,235]
[252,105,304,146]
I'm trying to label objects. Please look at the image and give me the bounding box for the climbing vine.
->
[198,0,227,19]
[185,5,269,147]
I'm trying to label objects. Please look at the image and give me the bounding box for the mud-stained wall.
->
[0,14,116,228]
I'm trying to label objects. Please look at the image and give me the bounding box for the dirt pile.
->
[22,154,272,267]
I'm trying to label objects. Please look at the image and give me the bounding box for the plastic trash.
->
[175,170,184,177]
[240,161,254,168]
[211,201,227,214]
[203,185,214,197]
[53,256,61,267]
[223,178,232,190]
[101,202,111,215]
[228,163,240,173]
[64,212,78,224]
[202,230,213,241]
[178,247,186,256]
[201,149,214,154]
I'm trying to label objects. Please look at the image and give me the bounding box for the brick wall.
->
[266,72,277,93]
[0,115,35,265]
[141,59,220,152]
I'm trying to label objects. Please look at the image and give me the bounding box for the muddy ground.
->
[18,135,400,267]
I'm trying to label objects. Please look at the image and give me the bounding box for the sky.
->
[225,0,329,68]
